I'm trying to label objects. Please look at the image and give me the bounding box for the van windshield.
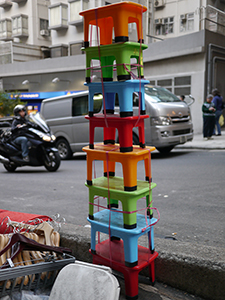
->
[144,86,181,103]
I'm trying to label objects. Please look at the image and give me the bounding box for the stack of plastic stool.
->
[80,2,159,299]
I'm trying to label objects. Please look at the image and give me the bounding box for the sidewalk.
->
[60,133,225,300]
[175,132,225,150]
[60,223,225,300]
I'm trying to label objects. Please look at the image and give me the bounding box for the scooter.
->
[0,113,61,172]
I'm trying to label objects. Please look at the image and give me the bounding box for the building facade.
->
[0,0,225,133]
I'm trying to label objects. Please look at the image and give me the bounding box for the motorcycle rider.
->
[11,105,31,162]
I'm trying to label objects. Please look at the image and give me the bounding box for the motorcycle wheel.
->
[44,151,61,172]
[4,162,17,172]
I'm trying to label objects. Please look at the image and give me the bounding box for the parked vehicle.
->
[41,86,193,159]
[0,113,61,172]
[132,85,193,153]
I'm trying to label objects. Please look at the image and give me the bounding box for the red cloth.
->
[0,209,52,234]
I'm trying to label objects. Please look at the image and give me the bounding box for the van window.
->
[72,96,88,116]
[144,86,181,102]
[72,94,102,116]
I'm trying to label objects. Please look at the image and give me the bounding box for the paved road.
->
[0,148,224,250]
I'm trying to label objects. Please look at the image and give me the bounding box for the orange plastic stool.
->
[79,1,147,47]
[90,239,158,299]
[85,114,149,152]
[82,144,155,191]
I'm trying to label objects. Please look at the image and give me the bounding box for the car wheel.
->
[133,133,139,145]
[56,139,72,160]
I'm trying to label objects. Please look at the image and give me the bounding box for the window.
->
[69,0,88,25]
[157,79,172,91]
[40,19,49,31]
[155,17,174,35]
[162,17,174,35]
[0,19,12,39]
[70,42,84,55]
[12,15,28,37]
[40,18,50,36]
[148,76,191,95]
[180,13,194,32]
[174,76,191,95]
[50,44,68,58]
[49,3,68,30]
[72,94,102,116]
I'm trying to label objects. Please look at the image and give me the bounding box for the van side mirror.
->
[184,95,195,106]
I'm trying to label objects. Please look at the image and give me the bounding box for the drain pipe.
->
[212,56,225,89]
[207,43,225,95]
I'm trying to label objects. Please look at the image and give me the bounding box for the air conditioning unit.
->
[40,29,49,36]
[180,14,187,21]
[154,0,165,8]
[155,18,162,25]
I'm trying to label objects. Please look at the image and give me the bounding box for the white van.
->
[41,86,193,159]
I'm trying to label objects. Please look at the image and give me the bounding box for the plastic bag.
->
[219,114,224,126]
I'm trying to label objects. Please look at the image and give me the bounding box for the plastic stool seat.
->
[90,240,158,299]
[83,42,148,82]
[82,144,155,191]
[85,80,149,117]
[79,2,147,47]
[88,209,156,266]
[85,176,156,228]
[85,114,149,152]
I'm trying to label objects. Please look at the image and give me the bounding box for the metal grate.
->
[0,253,75,298]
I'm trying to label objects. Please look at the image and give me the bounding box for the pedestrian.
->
[180,95,185,101]
[202,94,216,140]
[212,88,223,136]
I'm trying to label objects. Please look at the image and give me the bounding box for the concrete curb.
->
[60,223,225,300]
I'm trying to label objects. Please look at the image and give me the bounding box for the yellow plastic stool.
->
[82,143,155,191]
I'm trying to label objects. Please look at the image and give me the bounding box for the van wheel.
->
[156,146,174,154]
[56,139,72,160]
[133,134,139,145]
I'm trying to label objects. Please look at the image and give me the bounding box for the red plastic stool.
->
[85,114,149,152]
[79,2,147,47]
[90,239,158,299]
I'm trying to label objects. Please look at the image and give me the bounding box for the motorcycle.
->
[0,113,61,172]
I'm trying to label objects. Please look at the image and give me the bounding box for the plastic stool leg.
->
[86,155,93,185]
[89,190,95,219]
[123,235,138,267]
[123,268,139,299]
[138,119,145,148]
[103,127,116,145]
[104,160,116,177]
[89,122,95,149]
[149,261,156,284]
[104,92,115,114]
[144,157,150,182]
[90,226,97,254]
[122,159,138,191]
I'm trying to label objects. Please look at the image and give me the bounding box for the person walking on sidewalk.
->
[212,88,223,136]
[202,94,216,140]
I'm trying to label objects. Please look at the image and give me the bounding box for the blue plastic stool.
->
[88,209,156,267]
[85,80,149,117]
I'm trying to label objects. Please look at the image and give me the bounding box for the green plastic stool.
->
[85,176,156,229]
[82,42,148,82]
